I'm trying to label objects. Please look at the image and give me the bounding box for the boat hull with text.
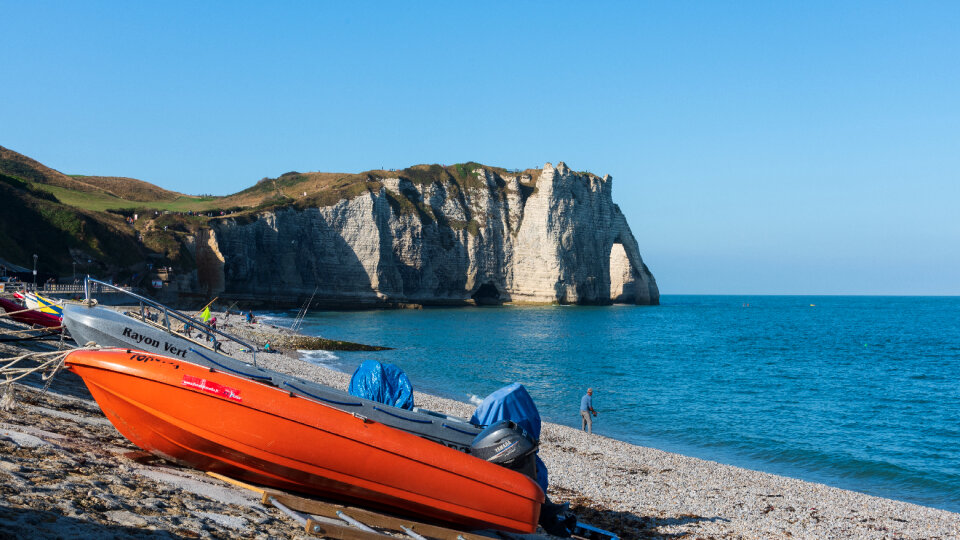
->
[61,302,486,451]
[64,348,543,533]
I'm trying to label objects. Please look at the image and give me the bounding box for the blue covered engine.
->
[348,360,414,410]
[469,383,548,492]
[471,382,577,537]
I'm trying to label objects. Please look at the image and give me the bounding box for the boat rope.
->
[0,325,64,337]
[0,305,50,318]
[0,346,102,410]
[0,333,61,343]
[0,350,69,385]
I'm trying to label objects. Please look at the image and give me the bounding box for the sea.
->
[260,295,960,513]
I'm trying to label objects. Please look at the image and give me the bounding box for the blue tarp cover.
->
[348,360,414,410]
[470,383,548,492]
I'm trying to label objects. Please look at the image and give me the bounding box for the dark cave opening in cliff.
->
[471,282,501,305]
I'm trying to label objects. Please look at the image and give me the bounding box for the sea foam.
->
[298,350,341,370]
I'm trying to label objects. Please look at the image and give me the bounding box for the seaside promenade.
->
[1,305,958,539]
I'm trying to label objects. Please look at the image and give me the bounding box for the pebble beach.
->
[1,309,958,539]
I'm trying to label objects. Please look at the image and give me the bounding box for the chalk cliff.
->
[192,162,658,306]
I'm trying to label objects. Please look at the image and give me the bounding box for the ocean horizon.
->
[262,295,960,513]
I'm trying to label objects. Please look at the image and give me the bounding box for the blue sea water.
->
[262,296,960,513]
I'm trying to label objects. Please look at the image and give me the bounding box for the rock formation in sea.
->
[187,162,658,306]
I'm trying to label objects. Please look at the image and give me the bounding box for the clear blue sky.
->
[2,2,958,295]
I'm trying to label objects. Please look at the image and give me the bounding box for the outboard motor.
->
[469,420,538,479]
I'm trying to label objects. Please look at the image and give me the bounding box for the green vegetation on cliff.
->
[0,171,143,273]
[0,143,540,275]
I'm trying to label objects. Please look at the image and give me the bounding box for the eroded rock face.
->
[197,162,658,306]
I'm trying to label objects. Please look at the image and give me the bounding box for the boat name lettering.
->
[121,327,188,358]
[122,327,161,348]
[163,342,187,358]
[182,374,242,402]
[128,353,181,369]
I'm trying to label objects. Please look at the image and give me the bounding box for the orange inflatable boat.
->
[65,348,543,533]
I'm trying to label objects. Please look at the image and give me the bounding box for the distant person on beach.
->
[580,388,597,434]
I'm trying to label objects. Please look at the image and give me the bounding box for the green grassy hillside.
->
[34,183,222,213]
[0,143,543,279]
[0,172,143,274]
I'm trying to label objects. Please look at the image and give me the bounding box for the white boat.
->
[62,278,526,456]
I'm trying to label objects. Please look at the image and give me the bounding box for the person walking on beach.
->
[580,388,597,434]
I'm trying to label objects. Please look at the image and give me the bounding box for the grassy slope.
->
[0,144,223,213]
[1,143,546,275]
[70,175,187,202]
[0,173,143,272]
[4,142,542,217]
[35,183,223,212]
[0,145,114,194]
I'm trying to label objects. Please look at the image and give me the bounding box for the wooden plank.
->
[261,489,498,540]
[206,471,266,494]
[304,517,394,539]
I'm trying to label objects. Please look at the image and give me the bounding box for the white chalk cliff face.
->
[199,162,658,306]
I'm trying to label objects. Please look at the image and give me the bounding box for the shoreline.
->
[1,309,958,538]
[252,310,958,517]
[212,312,960,538]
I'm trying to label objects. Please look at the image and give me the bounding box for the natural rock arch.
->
[605,210,658,304]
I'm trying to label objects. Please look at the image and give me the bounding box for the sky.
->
[2,2,958,295]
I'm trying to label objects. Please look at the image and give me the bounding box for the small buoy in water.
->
[810,304,815,307]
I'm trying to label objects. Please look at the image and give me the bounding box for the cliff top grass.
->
[0,171,144,271]
[215,162,544,221]
[0,143,564,277]
[35,183,223,213]
[69,175,187,202]
[0,143,553,267]
[3,144,544,216]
